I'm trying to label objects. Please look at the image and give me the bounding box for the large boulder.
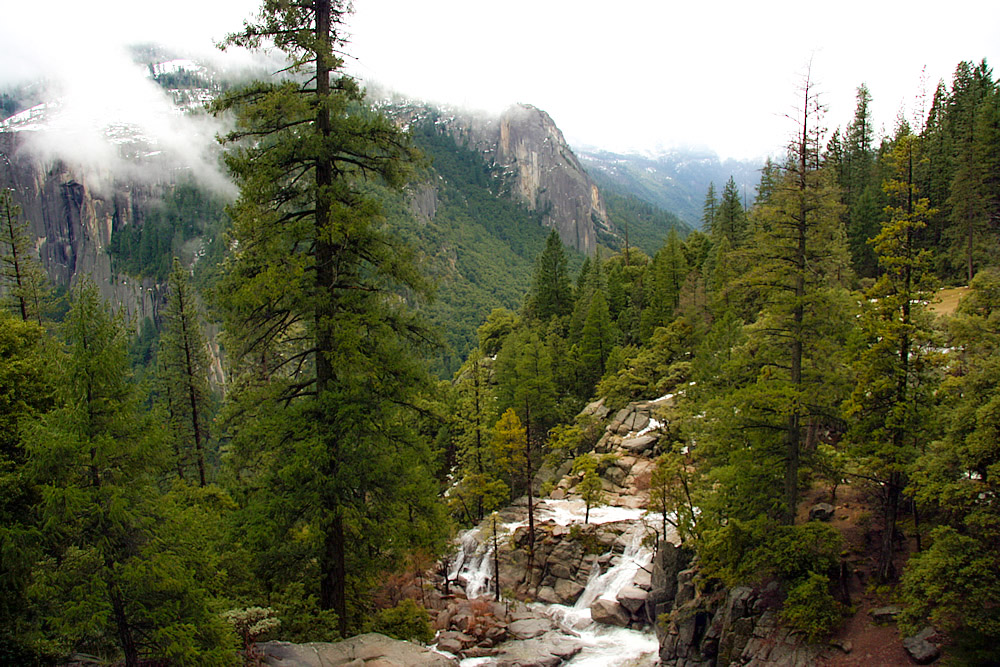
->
[903,627,941,664]
[616,585,649,615]
[258,633,458,666]
[621,434,657,455]
[590,598,630,627]
[490,632,582,667]
[808,502,835,522]
[554,578,584,604]
[507,617,556,639]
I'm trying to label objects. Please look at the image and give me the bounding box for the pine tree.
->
[641,228,688,338]
[571,453,604,524]
[845,125,939,580]
[702,182,718,230]
[451,348,506,522]
[713,176,746,244]
[0,189,47,324]
[27,281,233,665]
[901,268,1000,656]
[0,312,55,661]
[494,328,558,565]
[528,229,572,321]
[945,61,996,282]
[711,69,852,524]
[212,0,443,633]
[578,289,614,391]
[840,85,882,277]
[158,258,213,486]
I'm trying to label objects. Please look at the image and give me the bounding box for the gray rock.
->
[590,598,630,627]
[581,397,609,421]
[603,464,627,486]
[869,604,903,623]
[535,586,560,604]
[507,617,555,639]
[903,626,941,664]
[633,567,652,591]
[492,632,582,667]
[259,634,458,666]
[554,577,584,604]
[621,433,658,455]
[616,585,649,615]
[808,502,836,521]
[628,412,651,432]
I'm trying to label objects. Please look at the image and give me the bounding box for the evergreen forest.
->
[2,1,1000,665]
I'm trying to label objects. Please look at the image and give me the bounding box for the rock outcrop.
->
[258,633,457,666]
[406,104,614,254]
[649,540,831,666]
[1,132,165,326]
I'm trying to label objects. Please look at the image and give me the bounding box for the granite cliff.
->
[0,131,165,325]
[399,102,615,254]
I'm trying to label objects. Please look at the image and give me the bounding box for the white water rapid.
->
[448,499,664,666]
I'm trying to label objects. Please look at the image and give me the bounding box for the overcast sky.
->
[3,0,1000,161]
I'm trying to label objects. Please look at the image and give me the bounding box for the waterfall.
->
[449,528,494,599]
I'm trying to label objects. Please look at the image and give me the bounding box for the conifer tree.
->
[702,182,718,230]
[707,69,852,524]
[212,0,442,633]
[451,348,506,522]
[641,228,688,338]
[158,258,213,486]
[27,281,233,665]
[945,61,996,282]
[494,328,558,565]
[713,176,746,244]
[901,268,1000,657]
[0,189,47,324]
[528,229,572,321]
[578,289,614,390]
[845,126,939,580]
[0,312,54,661]
[839,85,883,277]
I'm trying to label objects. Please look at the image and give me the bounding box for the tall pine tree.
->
[213,0,444,633]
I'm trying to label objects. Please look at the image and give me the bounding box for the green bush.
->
[699,518,842,586]
[370,599,434,644]
[779,573,844,642]
[268,582,340,643]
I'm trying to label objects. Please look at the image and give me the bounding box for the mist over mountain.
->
[576,147,763,228]
[0,51,689,375]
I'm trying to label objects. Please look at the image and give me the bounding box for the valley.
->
[2,4,1000,667]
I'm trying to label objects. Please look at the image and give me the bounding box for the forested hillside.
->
[1,0,999,663]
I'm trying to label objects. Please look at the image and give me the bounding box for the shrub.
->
[779,573,845,642]
[699,518,843,586]
[370,599,434,644]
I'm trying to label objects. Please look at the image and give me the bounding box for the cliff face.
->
[1,132,165,326]
[439,104,612,254]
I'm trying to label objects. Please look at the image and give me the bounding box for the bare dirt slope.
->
[797,485,920,666]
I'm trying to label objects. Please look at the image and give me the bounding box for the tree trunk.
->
[524,399,534,571]
[320,511,348,634]
[312,0,348,637]
[179,288,207,487]
[878,472,901,581]
[107,565,139,667]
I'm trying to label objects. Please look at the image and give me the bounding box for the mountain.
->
[389,102,616,254]
[576,147,764,228]
[1,59,688,375]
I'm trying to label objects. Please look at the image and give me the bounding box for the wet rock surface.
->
[258,633,457,666]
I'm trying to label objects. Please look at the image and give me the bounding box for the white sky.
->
[3,0,1000,161]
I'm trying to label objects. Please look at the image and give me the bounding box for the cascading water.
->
[540,518,660,665]
[449,499,665,666]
